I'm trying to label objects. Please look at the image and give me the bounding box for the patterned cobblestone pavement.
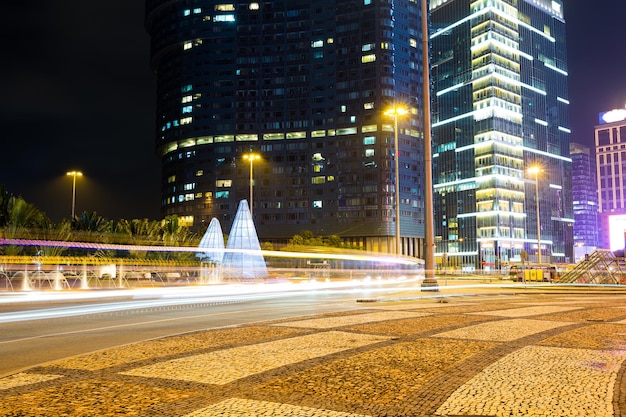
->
[3,291,626,416]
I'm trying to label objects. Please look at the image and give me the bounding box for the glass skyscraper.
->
[570,142,598,260]
[145,0,428,256]
[430,0,573,269]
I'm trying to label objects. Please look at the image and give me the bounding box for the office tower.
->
[430,0,573,269]
[570,142,598,260]
[595,106,626,250]
[145,0,428,256]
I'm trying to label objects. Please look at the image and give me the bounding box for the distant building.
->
[145,0,429,256]
[569,142,598,261]
[595,106,626,249]
[430,0,574,268]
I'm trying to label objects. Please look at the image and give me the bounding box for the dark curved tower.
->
[145,0,427,256]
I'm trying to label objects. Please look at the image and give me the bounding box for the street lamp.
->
[66,171,83,219]
[528,166,541,264]
[385,106,407,255]
[243,153,260,217]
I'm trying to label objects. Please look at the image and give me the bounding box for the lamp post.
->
[66,171,83,219]
[421,0,436,288]
[528,166,541,264]
[385,106,407,255]
[243,153,260,217]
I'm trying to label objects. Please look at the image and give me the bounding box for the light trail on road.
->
[0,279,424,376]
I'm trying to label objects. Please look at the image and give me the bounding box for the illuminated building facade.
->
[595,106,626,249]
[430,0,573,268]
[570,142,598,260]
[144,0,429,255]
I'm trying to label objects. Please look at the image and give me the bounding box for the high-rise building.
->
[430,0,573,269]
[595,106,626,250]
[145,0,428,256]
[570,142,598,261]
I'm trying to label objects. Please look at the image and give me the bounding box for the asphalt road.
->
[0,280,424,376]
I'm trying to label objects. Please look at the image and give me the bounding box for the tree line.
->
[0,185,354,260]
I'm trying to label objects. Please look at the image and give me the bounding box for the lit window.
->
[362,43,375,52]
[183,183,195,191]
[362,125,377,133]
[183,9,191,16]
[341,105,347,112]
[312,176,326,184]
[180,117,193,125]
[215,4,235,11]
[311,40,324,48]
[364,102,375,109]
[214,14,235,22]
[193,8,201,14]
[249,3,259,10]
[337,127,357,135]
[361,54,376,63]
[365,149,375,157]
[196,170,204,176]
[313,200,323,208]
[363,136,376,145]
[216,191,229,198]
[364,0,371,4]
[182,95,192,103]
[182,105,193,114]
[410,38,417,48]
[184,194,194,201]
[182,84,193,92]
[183,42,192,50]
[167,175,176,183]
[216,180,232,187]
[179,216,194,227]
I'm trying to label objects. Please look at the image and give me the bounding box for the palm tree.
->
[0,196,51,256]
[113,218,161,258]
[156,215,197,261]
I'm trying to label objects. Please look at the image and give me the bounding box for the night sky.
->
[0,1,624,223]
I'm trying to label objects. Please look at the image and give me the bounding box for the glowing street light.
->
[66,171,83,219]
[528,166,542,264]
[243,153,260,217]
[385,106,407,255]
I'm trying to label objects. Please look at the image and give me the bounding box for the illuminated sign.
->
[599,108,626,124]
[608,214,626,251]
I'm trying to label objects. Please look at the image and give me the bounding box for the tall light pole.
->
[385,106,407,255]
[66,171,83,219]
[421,0,436,288]
[528,166,541,264]
[243,153,260,217]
